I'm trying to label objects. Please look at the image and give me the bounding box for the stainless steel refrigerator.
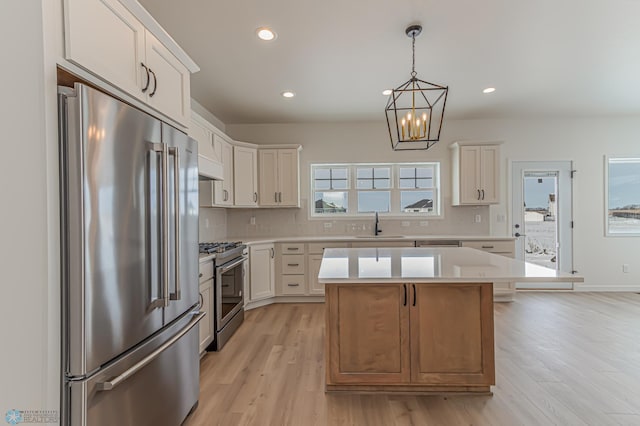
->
[59,83,203,426]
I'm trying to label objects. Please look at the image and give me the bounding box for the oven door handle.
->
[217,257,247,275]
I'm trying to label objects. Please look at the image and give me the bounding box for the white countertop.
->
[229,235,515,245]
[318,247,583,284]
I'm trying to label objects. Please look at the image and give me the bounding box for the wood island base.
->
[324,282,495,394]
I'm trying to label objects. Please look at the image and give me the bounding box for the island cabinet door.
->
[409,283,495,385]
[326,284,410,384]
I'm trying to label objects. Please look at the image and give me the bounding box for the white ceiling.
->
[139,0,640,125]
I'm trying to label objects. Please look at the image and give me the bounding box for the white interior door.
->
[511,161,574,289]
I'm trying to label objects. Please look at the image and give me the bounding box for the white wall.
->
[0,0,59,417]
[227,118,640,290]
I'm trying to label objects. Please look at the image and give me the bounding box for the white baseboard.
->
[245,296,325,311]
[573,284,640,292]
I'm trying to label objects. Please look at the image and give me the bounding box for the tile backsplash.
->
[198,208,228,242]
[224,196,490,239]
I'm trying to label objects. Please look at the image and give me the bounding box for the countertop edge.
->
[229,235,516,245]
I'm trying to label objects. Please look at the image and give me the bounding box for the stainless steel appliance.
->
[199,242,247,350]
[59,83,204,426]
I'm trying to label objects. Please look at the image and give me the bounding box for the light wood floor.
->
[185,293,640,426]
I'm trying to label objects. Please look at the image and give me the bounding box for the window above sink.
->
[310,162,441,218]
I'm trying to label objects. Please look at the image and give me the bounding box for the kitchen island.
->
[318,247,582,394]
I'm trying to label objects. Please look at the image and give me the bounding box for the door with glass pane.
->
[511,161,574,289]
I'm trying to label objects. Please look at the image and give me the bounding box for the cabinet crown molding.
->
[119,0,199,72]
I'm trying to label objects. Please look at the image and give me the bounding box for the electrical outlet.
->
[420,221,429,227]
[324,222,332,229]
[250,216,256,225]
[401,221,410,227]
[623,264,630,273]
[475,214,482,223]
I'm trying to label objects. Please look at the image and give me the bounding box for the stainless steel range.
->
[199,242,247,350]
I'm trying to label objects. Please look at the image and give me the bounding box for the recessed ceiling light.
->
[281,91,295,98]
[483,87,496,94]
[256,27,277,41]
[382,89,393,96]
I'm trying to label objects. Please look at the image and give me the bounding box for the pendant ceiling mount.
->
[385,24,449,151]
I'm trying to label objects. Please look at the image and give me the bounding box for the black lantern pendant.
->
[385,25,448,151]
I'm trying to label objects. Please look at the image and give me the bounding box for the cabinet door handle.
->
[223,189,228,201]
[275,192,278,203]
[481,189,485,200]
[199,273,203,278]
[287,283,300,287]
[477,189,481,200]
[403,284,407,306]
[149,68,157,97]
[279,192,282,203]
[270,248,274,258]
[254,192,258,202]
[287,263,299,267]
[140,63,150,92]
[412,284,416,306]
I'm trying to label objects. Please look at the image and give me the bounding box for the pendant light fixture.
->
[385,24,448,151]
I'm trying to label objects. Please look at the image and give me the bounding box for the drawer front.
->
[461,240,515,257]
[281,254,305,274]
[281,243,305,254]
[308,242,349,254]
[281,275,306,295]
[198,261,214,283]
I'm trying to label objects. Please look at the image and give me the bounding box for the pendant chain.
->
[411,34,417,78]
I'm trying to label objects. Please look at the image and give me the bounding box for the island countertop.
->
[318,247,583,284]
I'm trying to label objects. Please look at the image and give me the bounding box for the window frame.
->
[310,162,441,218]
[604,156,640,237]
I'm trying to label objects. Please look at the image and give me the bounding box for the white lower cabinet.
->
[279,243,307,295]
[198,262,214,354]
[307,255,324,295]
[460,239,516,302]
[249,243,275,301]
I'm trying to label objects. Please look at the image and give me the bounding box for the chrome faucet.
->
[374,212,382,236]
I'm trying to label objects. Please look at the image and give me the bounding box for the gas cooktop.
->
[198,241,243,254]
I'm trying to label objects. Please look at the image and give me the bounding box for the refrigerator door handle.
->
[169,147,181,301]
[150,142,170,308]
[148,145,165,311]
[95,311,205,391]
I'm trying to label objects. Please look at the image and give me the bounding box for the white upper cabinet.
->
[258,148,301,207]
[63,0,196,127]
[233,146,258,207]
[143,31,190,125]
[451,142,501,205]
[64,0,145,97]
[217,138,235,206]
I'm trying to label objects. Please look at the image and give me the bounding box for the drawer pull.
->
[286,247,299,251]
[481,245,494,249]
[287,263,299,267]
[287,283,300,287]
[222,284,229,288]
